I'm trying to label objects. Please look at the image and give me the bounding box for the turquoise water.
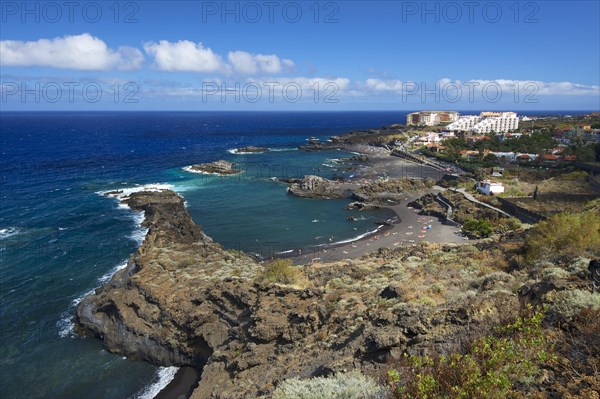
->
[0,111,403,398]
[171,148,385,255]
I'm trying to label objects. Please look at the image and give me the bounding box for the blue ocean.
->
[0,111,411,398]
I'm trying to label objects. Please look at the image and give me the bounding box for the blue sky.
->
[1,0,599,110]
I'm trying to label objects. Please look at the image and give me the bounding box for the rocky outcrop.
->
[233,146,268,154]
[352,178,435,204]
[330,127,408,147]
[346,201,380,211]
[347,154,370,163]
[75,190,261,367]
[299,137,328,151]
[185,160,241,175]
[286,176,433,203]
[75,190,599,398]
[408,193,447,219]
[287,175,352,199]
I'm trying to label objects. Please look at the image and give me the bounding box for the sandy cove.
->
[290,144,465,264]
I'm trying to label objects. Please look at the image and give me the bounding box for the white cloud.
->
[143,40,228,73]
[226,51,257,75]
[0,33,143,71]
[361,78,405,92]
[227,51,295,75]
[143,40,296,76]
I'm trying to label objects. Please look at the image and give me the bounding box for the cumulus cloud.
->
[143,40,296,76]
[0,33,143,71]
[227,51,295,75]
[143,40,228,73]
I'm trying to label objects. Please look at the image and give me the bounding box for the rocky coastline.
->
[75,132,600,398]
[73,189,500,398]
[74,188,599,398]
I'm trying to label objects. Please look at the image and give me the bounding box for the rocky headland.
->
[184,160,241,175]
[298,126,409,152]
[75,189,600,398]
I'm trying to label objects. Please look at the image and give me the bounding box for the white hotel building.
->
[446,112,519,134]
[445,115,482,131]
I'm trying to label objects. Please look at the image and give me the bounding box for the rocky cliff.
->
[76,190,599,398]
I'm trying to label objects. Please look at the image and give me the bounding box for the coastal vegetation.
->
[260,259,308,287]
[76,190,600,398]
[523,210,600,263]
[270,370,385,399]
[387,307,551,399]
[461,218,494,238]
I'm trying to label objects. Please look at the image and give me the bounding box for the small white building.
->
[477,180,505,196]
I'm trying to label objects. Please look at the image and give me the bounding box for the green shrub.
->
[561,170,588,181]
[388,307,552,399]
[524,211,600,263]
[272,370,386,399]
[462,219,494,238]
[261,259,306,286]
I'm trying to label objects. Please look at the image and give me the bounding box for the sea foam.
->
[317,226,385,247]
[0,227,21,240]
[57,260,130,339]
[182,166,220,175]
[133,367,180,399]
[98,183,175,202]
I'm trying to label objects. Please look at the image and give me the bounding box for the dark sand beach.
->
[290,145,465,264]
[291,189,465,265]
[154,367,202,399]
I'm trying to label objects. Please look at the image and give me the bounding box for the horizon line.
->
[1,109,599,113]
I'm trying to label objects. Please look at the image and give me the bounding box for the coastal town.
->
[402,111,600,212]
[284,110,599,254]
